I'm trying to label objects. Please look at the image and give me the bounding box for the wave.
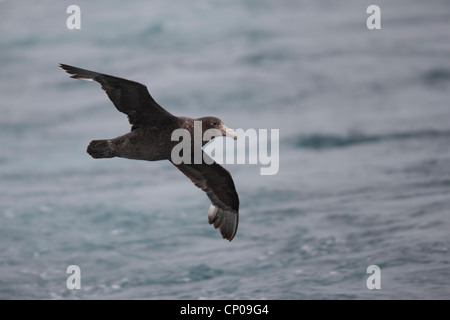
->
[288,129,450,150]
[422,69,450,87]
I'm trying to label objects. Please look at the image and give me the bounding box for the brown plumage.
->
[60,64,239,241]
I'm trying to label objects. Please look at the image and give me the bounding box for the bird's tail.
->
[87,140,116,159]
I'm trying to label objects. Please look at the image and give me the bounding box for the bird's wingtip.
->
[208,204,238,242]
[59,64,96,81]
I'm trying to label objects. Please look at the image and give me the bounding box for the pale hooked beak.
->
[221,124,238,140]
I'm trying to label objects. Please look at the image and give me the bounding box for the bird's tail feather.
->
[87,140,115,159]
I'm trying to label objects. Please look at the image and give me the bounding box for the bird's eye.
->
[212,122,218,126]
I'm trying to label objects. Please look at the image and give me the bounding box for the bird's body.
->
[88,118,184,161]
[60,64,240,241]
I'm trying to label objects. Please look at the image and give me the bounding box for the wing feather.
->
[171,152,239,241]
[59,64,177,129]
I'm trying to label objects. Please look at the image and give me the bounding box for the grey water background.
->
[1,0,449,299]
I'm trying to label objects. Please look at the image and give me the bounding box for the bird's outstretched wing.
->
[171,152,239,241]
[59,64,177,130]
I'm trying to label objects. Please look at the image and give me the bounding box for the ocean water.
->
[1,0,450,299]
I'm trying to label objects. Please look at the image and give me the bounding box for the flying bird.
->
[59,64,239,241]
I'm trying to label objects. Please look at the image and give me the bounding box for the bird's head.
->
[198,116,238,141]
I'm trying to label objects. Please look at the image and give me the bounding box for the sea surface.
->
[1,0,450,299]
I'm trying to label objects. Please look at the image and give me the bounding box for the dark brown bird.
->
[60,64,239,241]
